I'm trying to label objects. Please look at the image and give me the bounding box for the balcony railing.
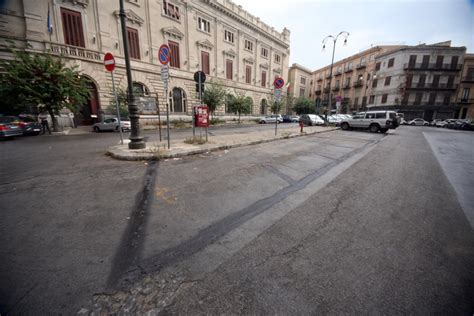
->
[458,98,474,103]
[317,77,323,82]
[326,73,332,79]
[46,42,102,61]
[404,83,458,90]
[342,83,351,90]
[356,62,366,69]
[323,87,330,93]
[353,80,364,88]
[332,85,340,91]
[344,66,353,73]
[461,76,474,83]
[403,63,463,71]
[334,70,342,76]
[315,89,322,95]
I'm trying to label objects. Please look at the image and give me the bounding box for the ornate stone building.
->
[0,0,290,125]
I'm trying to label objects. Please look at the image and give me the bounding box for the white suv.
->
[339,111,399,133]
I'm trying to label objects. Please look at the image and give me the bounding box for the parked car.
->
[454,120,474,131]
[299,114,325,126]
[259,115,283,124]
[339,110,399,133]
[408,118,429,126]
[0,116,24,138]
[430,119,444,127]
[446,119,461,129]
[92,118,131,132]
[15,115,42,135]
[282,115,300,123]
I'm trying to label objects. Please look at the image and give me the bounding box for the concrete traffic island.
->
[107,125,339,161]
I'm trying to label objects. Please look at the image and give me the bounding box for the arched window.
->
[132,82,149,97]
[260,99,267,115]
[168,87,187,113]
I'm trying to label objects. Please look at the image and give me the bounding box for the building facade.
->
[288,63,312,99]
[0,0,290,125]
[372,42,466,120]
[457,53,474,119]
[311,45,402,114]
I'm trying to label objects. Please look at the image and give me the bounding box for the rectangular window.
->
[127,27,140,60]
[274,54,281,64]
[169,40,180,68]
[201,51,210,75]
[443,93,451,104]
[198,17,210,33]
[388,58,395,68]
[354,97,359,107]
[372,78,378,88]
[261,71,266,87]
[462,88,469,100]
[414,93,423,105]
[428,93,436,104]
[375,62,381,71]
[406,75,413,88]
[261,47,268,58]
[244,39,253,52]
[417,74,426,88]
[226,59,233,80]
[421,55,430,68]
[300,76,306,85]
[408,55,417,68]
[432,75,440,88]
[245,65,251,84]
[450,56,459,69]
[402,93,409,105]
[384,76,391,86]
[369,95,375,104]
[224,30,234,43]
[447,75,454,88]
[61,8,85,48]
[381,94,388,104]
[436,55,444,68]
[163,0,180,20]
[299,88,305,97]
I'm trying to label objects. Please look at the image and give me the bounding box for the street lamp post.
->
[322,31,349,123]
[119,0,145,149]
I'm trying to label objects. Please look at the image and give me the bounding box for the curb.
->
[107,127,339,161]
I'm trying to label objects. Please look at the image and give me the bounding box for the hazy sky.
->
[232,0,474,72]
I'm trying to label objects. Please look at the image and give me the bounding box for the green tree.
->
[292,97,314,115]
[226,93,252,123]
[110,88,129,119]
[0,47,90,131]
[270,100,284,114]
[202,81,227,118]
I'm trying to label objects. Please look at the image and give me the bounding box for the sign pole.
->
[111,71,124,145]
[156,95,162,142]
[166,88,170,149]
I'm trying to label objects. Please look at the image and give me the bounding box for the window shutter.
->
[261,71,266,87]
[61,8,85,48]
[201,51,209,74]
[169,41,180,68]
[127,27,140,60]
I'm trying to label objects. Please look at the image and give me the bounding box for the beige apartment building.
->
[311,45,402,114]
[0,0,290,125]
[288,63,312,99]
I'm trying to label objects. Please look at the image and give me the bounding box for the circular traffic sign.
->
[158,44,171,65]
[274,77,285,89]
[104,52,115,72]
[194,71,206,83]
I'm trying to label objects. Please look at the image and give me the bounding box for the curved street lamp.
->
[322,31,349,122]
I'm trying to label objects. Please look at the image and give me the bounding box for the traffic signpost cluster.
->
[103,52,124,145]
[159,44,171,149]
[273,76,285,136]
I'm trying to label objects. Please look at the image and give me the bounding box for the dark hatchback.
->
[16,115,42,135]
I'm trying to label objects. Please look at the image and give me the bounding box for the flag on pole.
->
[47,3,52,34]
[285,81,291,92]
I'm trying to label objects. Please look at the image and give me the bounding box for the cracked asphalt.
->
[1,125,474,314]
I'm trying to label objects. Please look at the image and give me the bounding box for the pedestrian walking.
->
[39,112,51,134]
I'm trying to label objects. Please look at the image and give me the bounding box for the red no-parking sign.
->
[158,44,171,65]
[104,52,115,72]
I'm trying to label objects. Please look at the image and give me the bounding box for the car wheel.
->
[262,121,266,124]
[423,123,429,126]
[369,124,379,133]
[93,126,100,132]
[341,122,350,130]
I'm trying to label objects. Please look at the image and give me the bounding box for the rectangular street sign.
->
[161,65,169,81]
[274,89,282,102]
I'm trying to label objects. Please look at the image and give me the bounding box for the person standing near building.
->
[39,111,51,134]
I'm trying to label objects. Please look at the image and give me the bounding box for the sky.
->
[232,0,474,71]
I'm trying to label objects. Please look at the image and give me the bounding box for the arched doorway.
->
[75,78,100,126]
[169,87,187,113]
[260,99,267,115]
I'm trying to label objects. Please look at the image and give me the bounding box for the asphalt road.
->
[1,125,473,314]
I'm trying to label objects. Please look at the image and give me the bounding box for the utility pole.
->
[119,0,145,149]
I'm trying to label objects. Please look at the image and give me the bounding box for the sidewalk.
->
[107,125,339,161]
